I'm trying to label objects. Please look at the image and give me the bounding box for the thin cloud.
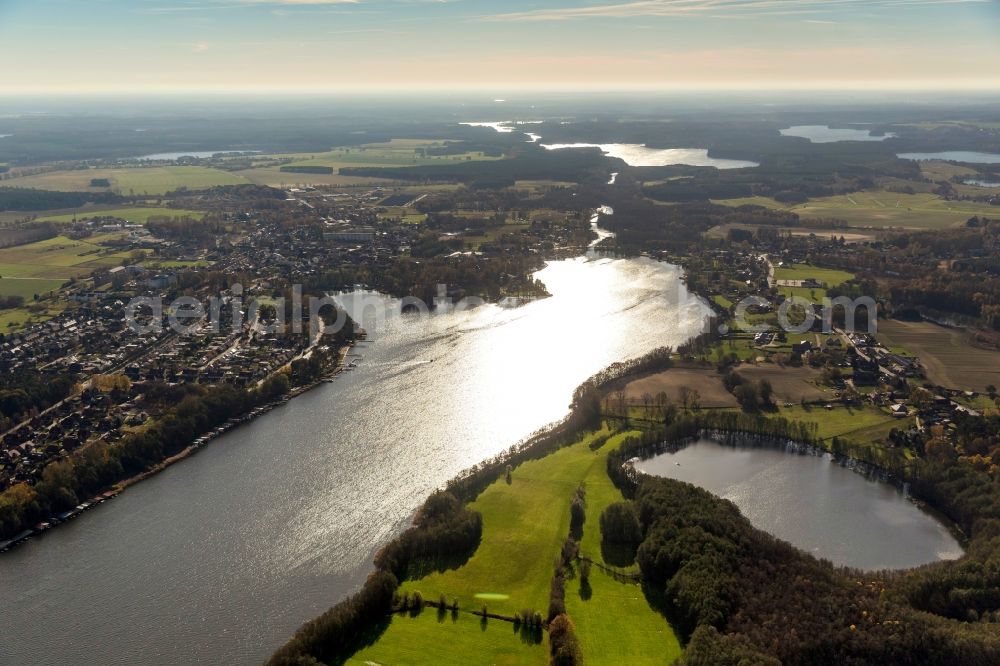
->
[236,0,362,4]
[478,0,990,22]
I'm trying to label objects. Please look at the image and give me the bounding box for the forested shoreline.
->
[270,350,1000,665]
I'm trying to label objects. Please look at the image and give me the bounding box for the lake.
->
[897,151,1000,164]
[460,121,757,169]
[780,125,896,143]
[135,150,259,160]
[540,143,758,169]
[964,178,1000,188]
[0,249,710,665]
[634,438,963,570]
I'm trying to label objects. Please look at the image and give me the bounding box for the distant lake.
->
[963,178,1000,188]
[134,150,259,160]
[635,438,963,570]
[780,125,896,143]
[898,151,1000,164]
[461,120,544,143]
[540,143,758,169]
[461,121,516,133]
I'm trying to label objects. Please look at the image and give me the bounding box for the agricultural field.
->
[737,364,832,404]
[0,234,131,285]
[918,160,979,182]
[0,301,65,332]
[239,140,502,188]
[878,319,1000,393]
[37,206,205,224]
[705,222,881,243]
[714,191,996,229]
[240,167,395,188]
[776,403,899,443]
[773,262,853,300]
[5,166,247,195]
[625,367,739,408]
[278,140,500,169]
[353,429,682,664]
[247,139,502,179]
[0,277,65,300]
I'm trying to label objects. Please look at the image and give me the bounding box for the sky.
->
[1,0,998,93]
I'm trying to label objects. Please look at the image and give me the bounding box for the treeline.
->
[722,370,775,412]
[899,460,1000,622]
[0,371,75,432]
[622,475,1000,664]
[445,347,677,504]
[146,215,225,243]
[548,485,585,665]
[280,165,334,175]
[268,570,398,666]
[340,148,611,186]
[594,197,799,256]
[833,221,1000,329]
[0,187,123,211]
[269,489,481,665]
[305,252,549,306]
[570,346,676,429]
[0,222,58,248]
[596,404,1000,662]
[0,295,26,310]
[0,377,289,540]
[374,490,482,580]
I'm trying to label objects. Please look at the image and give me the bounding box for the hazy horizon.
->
[1,0,998,93]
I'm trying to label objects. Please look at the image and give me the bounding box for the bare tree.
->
[678,386,693,411]
[612,389,627,423]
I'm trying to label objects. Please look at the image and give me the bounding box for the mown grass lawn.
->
[776,403,896,441]
[0,277,64,299]
[348,610,548,666]
[566,569,682,666]
[397,429,616,619]
[566,433,683,665]
[773,263,853,288]
[352,427,684,664]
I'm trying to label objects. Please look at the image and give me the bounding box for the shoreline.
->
[0,343,356,554]
[627,431,970,555]
[0,225,623,555]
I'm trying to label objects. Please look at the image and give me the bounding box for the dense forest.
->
[0,186,123,211]
[341,147,612,187]
[0,371,75,432]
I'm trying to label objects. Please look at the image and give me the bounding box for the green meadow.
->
[7,166,246,195]
[277,141,501,171]
[37,206,205,224]
[714,191,996,229]
[773,262,853,302]
[0,234,132,288]
[350,429,683,664]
